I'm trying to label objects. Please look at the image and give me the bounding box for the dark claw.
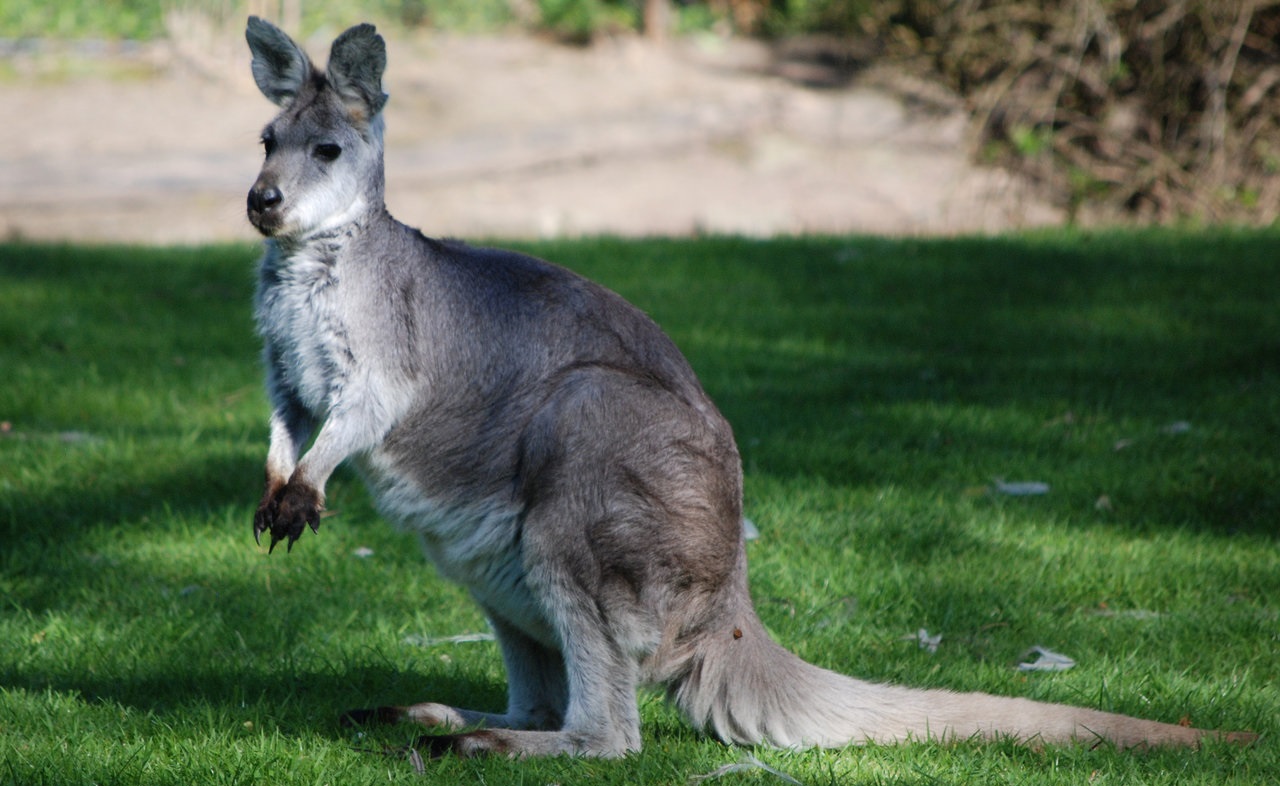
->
[257,480,324,553]
[253,483,282,547]
[253,513,270,545]
[421,735,457,758]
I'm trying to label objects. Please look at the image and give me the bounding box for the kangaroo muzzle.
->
[247,179,285,236]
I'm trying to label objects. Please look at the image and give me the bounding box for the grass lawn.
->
[0,231,1276,785]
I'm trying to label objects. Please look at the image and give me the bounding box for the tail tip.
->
[1220,730,1259,746]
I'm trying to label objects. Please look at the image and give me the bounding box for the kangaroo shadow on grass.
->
[0,451,508,741]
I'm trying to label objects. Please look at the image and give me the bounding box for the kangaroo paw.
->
[259,480,322,552]
[409,728,631,759]
[412,730,514,759]
[355,736,500,772]
[341,702,477,730]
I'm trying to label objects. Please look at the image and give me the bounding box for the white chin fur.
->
[281,191,371,239]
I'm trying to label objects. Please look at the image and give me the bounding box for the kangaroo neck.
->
[272,202,394,260]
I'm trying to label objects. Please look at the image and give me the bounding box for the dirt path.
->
[0,31,1063,244]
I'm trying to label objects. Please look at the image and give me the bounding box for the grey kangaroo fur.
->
[244,17,1255,758]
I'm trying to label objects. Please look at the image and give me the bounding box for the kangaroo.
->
[244,17,1255,758]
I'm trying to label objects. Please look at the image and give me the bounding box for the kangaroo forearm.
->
[264,408,307,484]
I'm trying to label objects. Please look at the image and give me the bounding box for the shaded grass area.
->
[0,233,1276,785]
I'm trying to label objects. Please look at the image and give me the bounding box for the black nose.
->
[247,186,283,213]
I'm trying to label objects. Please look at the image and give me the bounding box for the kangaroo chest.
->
[257,240,558,648]
[256,246,355,415]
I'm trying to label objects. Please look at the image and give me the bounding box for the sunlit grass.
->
[1,231,1276,785]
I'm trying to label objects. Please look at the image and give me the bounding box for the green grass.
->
[1,231,1276,785]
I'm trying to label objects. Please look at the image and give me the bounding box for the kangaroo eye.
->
[261,133,277,156]
[314,143,342,162]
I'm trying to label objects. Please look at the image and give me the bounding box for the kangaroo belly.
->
[361,451,558,648]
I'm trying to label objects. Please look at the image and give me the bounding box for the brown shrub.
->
[731,0,1280,224]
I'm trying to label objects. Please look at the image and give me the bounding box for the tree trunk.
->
[644,0,671,43]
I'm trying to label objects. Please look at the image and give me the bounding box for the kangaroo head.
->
[245,17,389,238]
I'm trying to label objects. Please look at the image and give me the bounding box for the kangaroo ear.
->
[246,16,312,107]
[326,23,389,118]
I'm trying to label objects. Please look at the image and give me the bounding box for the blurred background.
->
[1,1,1276,243]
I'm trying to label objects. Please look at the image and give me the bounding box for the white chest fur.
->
[256,242,354,415]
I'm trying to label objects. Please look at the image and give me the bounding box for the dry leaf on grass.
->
[1017,646,1076,672]
[691,754,803,785]
[994,480,1051,496]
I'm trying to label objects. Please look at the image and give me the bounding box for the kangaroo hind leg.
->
[424,493,650,758]
[408,614,644,757]
[341,611,568,734]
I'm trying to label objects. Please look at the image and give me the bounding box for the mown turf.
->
[0,231,1276,785]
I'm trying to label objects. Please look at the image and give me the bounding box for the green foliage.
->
[757,0,879,37]
[1,234,1277,785]
[0,0,886,41]
[0,0,517,39]
[0,0,167,40]
[389,0,515,31]
[1009,125,1053,158]
[536,0,637,42]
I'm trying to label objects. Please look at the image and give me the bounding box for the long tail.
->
[667,607,1253,750]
